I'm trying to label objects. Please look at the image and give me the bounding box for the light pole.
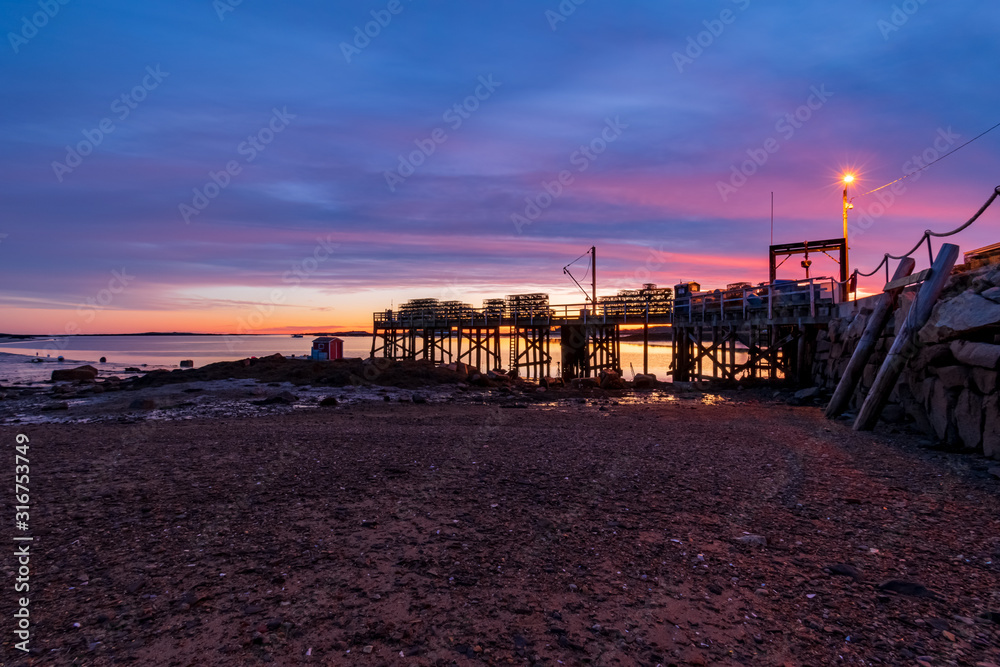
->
[842,174,854,240]
[842,174,855,298]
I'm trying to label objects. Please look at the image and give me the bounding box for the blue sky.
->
[1,0,998,332]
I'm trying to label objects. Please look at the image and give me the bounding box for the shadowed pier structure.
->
[372,276,844,382]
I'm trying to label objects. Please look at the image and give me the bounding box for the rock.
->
[599,370,625,390]
[982,286,1000,303]
[262,391,297,405]
[914,344,954,369]
[571,377,599,389]
[125,367,141,373]
[984,396,1000,459]
[880,404,906,424]
[845,311,869,340]
[412,394,427,404]
[672,381,699,392]
[893,291,916,335]
[40,401,69,411]
[794,386,822,400]
[128,399,156,410]
[918,377,936,408]
[927,381,956,442]
[934,366,969,389]
[540,376,564,389]
[988,467,1000,479]
[633,373,657,389]
[736,534,767,547]
[971,368,997,394]
[978,611,1000,624]
[319,396,338,407]
[919,291,1000,344]
[877,579,940,599]
[950,340,1000,369]
[954,389,983,450]
[825,563,861,579]
[179,360,194,368]
[51,365,98,382]
[487,370,511,383]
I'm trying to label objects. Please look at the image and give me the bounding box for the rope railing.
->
[834,185,1000,297]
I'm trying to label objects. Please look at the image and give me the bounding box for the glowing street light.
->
[842,173,855,237]
[842,173,855,288]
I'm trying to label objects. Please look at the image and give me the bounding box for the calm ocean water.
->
[0,335,676,383]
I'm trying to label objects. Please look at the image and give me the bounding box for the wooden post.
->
[643,319,649,375]
[854,245,958,431]
[825,258,915,418]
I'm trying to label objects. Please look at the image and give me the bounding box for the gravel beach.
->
[3,397,1000,666]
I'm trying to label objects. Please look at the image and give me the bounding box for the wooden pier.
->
[372,276,842,382]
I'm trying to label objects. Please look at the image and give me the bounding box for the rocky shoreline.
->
[0,355,684,425]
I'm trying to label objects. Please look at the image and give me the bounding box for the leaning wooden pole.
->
[854,244,959,431]
[825,257,916,418]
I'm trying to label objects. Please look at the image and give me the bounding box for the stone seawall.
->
[812,262,1000,458]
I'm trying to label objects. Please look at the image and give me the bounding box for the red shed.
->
[310,337,343,361]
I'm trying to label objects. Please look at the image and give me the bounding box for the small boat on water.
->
[291,334,303,338]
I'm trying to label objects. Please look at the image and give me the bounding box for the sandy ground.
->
[2,397,1000,666]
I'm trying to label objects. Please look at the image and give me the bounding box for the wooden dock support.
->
[510,324,551,379]
[825,258,915,418]
[456,325,501,372]
[642,320,649,375]
[854,244,959,431]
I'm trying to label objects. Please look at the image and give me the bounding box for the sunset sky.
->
[1,0,999,334]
